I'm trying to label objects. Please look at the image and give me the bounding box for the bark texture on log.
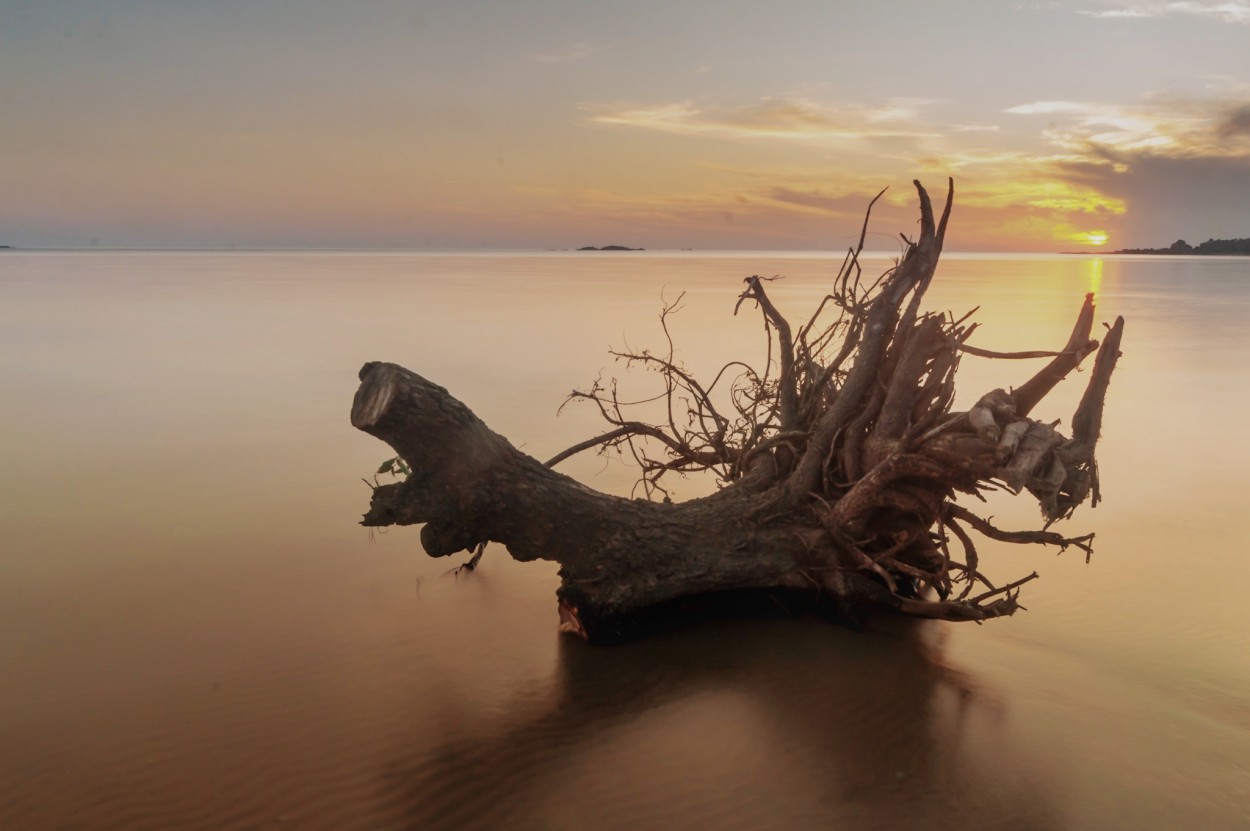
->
[353,181,1124,640]
[354,363,850,637]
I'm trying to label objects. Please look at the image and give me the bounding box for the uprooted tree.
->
[352,180,1124,641]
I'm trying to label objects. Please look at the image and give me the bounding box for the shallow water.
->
[1,250,1248,830]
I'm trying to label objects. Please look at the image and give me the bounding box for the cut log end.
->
[351,362,398,429]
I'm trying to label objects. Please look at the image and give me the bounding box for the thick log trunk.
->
[353,181,1124,641]
[354,363,857,638]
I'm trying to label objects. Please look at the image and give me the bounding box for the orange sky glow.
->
[2,1,1249,251]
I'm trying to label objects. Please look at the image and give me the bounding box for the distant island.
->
[577,245,644,251]
[1108,237,1250,255]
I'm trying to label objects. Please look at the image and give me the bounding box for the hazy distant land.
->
[1108,237,1250,255]
[577,244,645,251]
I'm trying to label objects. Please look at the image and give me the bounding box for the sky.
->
[2,0,1248,251]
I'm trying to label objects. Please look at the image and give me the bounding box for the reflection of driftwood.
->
[353,181,1124,640]
[381,623,1059,830]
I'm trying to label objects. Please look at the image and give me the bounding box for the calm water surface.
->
[1,251,1248,829]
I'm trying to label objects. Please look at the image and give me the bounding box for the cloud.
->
[1053,153,1250,244]
[574,88,1249,250]
[1005,93,1250,245]
[919,150,1128,215]
[1006,96,1250,158]
[578,94,1149,248]
[582,97,939,143]
[1005,101,1098,116]
[1217,104,1250,138]
[1078,2,1250,23]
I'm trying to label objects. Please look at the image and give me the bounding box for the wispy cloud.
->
[1005,96,1250,158]
[1079,2,1250,23]
[909,147,1128,216]
[582,97,939,143]
[1005,101,1098,115]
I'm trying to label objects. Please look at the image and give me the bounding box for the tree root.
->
[353,179,1124,639]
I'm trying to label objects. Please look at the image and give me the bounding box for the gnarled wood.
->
[354,181,1125,640]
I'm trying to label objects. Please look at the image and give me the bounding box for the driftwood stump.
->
[353,180,1124,641]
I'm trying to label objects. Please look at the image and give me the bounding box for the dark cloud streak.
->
[1056,153,1250,245]
[1217,104,1250,139]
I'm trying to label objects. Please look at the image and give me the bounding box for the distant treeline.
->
[1113,238,1250,255]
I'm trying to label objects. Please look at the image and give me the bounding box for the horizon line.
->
[0,245,1115,257]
